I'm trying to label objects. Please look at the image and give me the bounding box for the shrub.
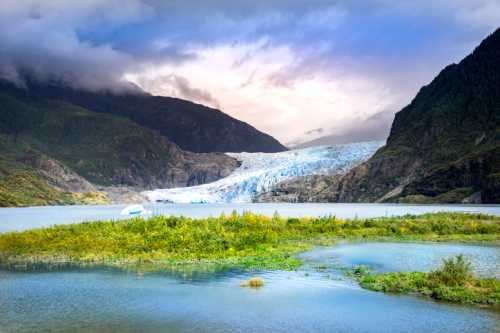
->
[428,255,473,287]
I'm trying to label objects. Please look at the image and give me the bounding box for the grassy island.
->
[353,255,500,306]
[0,212,499,271]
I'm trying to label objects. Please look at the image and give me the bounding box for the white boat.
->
[120,204,151,216]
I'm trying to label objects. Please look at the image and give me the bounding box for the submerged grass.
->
[354,255,500,307]
[0,212,499,271]
[240,277,265,288]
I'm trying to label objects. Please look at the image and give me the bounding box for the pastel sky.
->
[1,0,499,144]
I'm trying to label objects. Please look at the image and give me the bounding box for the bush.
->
[354,256,499,306]
[428,255,473,287]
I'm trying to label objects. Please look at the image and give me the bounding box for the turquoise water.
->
[1,242,499,333]
[1,203,499,232]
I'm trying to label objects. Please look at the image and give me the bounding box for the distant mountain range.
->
[259,27,500,204]
[0,77,286,206]
[287,111,393,149]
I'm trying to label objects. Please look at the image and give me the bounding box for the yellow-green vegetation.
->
[240,277,265,288]
[0,133,110,207]
[0,166,110,207]
[354,255,500,306]
[0,169,77,207]
[71,191,110,205]
[0,180,110,207]
[0,212,499,271]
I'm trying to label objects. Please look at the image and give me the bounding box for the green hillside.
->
[0,91,238,207]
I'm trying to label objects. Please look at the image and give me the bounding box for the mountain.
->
[146,142,382,203]
[0,78,287,153]
[288,111,393,149]
[286,128,327,148]
[259,27,500,204]
[0,86,240,206]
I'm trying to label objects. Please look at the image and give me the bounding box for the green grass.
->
[0,212,499,271]
[354,255,500,306]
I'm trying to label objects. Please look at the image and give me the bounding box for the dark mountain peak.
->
[265,27,500,204]
[355,27,500,203]
[468,26,500,57]
[388,26,500,149]
[0,77,287,153]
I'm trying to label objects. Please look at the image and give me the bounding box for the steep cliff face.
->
[258,28,500,204]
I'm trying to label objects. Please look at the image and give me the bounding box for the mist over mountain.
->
[288,111,393,148]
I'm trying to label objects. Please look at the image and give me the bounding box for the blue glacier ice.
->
[145,141,384,203]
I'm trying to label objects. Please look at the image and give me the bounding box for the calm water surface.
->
[300,242,500,278]
[1,242,499,333]
[1,203,499,232]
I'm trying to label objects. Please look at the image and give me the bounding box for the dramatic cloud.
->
[0,0,150,90]
[1,0,499,142]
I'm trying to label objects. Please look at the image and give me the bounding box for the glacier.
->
[144,141,384,203]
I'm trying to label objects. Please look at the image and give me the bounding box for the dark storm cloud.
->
[0,1,146,90]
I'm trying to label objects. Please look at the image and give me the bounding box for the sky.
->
[0,1,499,144]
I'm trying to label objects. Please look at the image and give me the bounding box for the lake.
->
[1,242,498,333]
[1,203,500,233]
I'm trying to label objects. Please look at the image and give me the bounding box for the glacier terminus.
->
[144,141,384,203]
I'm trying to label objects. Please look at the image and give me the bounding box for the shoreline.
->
[1,212,499,270]
[2,202,500,234]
